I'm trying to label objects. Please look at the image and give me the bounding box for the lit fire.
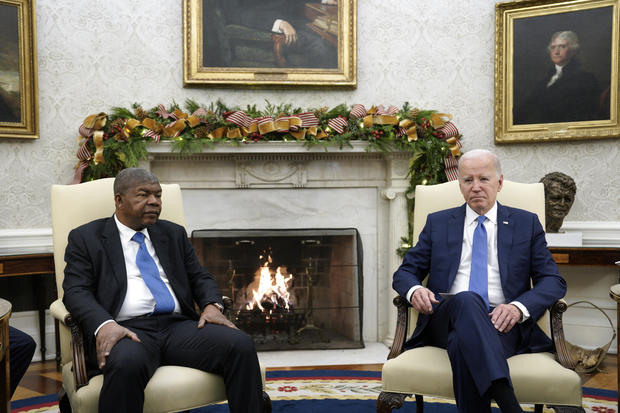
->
[246,256,294,311]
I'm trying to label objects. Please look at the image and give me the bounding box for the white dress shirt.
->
[94,216,181,335]
[547,64,563,87]
[406,202,529,320]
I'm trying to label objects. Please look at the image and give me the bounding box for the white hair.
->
[458,149,502,178]
[548,31,580,54]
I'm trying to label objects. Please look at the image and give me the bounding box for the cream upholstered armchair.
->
[49,178,271,413]
[378,180,584,413]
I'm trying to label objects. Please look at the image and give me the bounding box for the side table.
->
[0,298,11,413]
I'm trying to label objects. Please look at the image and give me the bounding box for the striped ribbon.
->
[375,105,399,116]
[436,121,459,139]
[297,112,319,127]
[79,124,94,138]
[70,160,90,185]
[225,110,253,129]
[143,129,161,143]
[444,156,459,181]
[76,139,92,161]
[328,116,348,134]
[349,104,366,119]
[156,104,178,120]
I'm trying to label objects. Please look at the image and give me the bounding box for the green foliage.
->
[73,101,462,255]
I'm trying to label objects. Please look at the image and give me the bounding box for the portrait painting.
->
[494,0,619,143]
[183,0,357,87]
[0,0,38,139]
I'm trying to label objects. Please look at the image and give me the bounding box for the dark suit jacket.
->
[514,60,602,124]
[62,217,223,353]
[393,203,566,352]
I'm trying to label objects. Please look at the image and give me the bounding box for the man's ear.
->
[114,193,123,210]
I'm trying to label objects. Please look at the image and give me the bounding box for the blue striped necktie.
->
[132,232,175,314]
[469,215,489,309]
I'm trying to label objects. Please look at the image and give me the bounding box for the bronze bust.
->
[539,172,577,233]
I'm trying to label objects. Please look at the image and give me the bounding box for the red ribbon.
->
[349,104,366,119]
[297,112,319,127]
[156,104,178,120]
[225,110,253,129]
[328,116,348,134]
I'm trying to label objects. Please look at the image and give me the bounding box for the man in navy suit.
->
[393,149,566,413]
[63,168,264,413]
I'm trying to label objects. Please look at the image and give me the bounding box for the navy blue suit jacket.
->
[62,217,223,343]
[393,203,566,352]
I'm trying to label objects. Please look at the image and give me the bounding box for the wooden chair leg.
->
[415,394,424,413]
[377,391,408,413]
[263,391,272,413]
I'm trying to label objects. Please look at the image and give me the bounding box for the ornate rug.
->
[10,370,617,412]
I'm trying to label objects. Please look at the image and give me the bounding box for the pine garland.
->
[74,99,462,255]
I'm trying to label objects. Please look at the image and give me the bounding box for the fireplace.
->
[191,228,363,351]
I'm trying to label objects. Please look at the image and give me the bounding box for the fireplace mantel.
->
[141,141,409,345]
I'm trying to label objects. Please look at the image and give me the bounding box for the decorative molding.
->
[1,224,618,257]
[559,221,620,247]
[0,228,52,255]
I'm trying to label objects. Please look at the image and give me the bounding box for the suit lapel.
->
[446,205,466,289]
[102,217,128,290]
[497,203,513,287]
[148,223,174,284]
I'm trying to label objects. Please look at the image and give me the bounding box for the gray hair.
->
[113,168,159,195]
[548,31,580,54]
[458,149,502,179]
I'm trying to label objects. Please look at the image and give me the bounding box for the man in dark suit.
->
[514,30,602,124]
[215,0,337,68]
[9,326,36,398]
[62,168,264,413]
[393,149,566,413]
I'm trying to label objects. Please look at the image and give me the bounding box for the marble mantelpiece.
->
[140,141,411,345]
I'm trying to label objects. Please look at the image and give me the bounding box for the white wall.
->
[1,0,619,353]
[0,0,617,229]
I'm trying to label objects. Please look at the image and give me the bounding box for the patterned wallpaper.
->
[0,0,617,229]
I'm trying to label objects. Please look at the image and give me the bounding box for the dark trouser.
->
[98,314,263,413]
[283,26,337,68]
[9,326,36,397]
[425,291,522,413]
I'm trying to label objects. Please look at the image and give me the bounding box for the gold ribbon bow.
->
[360,105,399,128]
[83,112,107,130]
[399,119,418,141]
[93,131,105,164]
[431,113,452,128]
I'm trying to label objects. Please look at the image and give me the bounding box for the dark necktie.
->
[131,232,175,314]
[469,215,489,309]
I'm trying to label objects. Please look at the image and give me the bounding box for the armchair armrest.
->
[389,296,575,370]
[50,299,69,324]
[50,298,89,389]
[549,299,576,370]
[388,296,410,360]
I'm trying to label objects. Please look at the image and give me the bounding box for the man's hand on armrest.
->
[198,303,238,330]
[96,321,140,369]
[411,287,439,315]
[489,304,523,333]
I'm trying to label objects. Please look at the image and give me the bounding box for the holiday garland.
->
[72,99,462,256]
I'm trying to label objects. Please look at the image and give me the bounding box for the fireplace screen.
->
[191,229,363,351]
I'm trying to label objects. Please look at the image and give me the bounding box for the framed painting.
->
[494,0,619,143]
[0,0,38,139]
[183,0,356,87]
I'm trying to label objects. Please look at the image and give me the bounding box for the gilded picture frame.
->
[183,0,356,87]
[0,0,38,139]
[494,0,619,143]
